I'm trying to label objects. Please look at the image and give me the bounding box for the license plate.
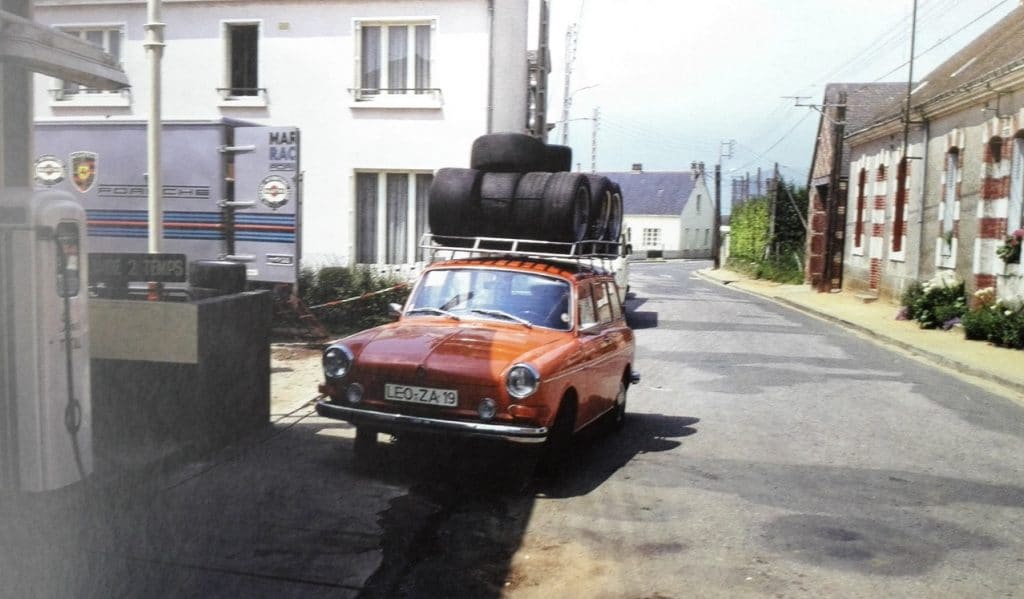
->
[384,383,458,407]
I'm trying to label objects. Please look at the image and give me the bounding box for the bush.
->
[959,287,1024,349]
[298,265,411,335]
[900,274,966,329]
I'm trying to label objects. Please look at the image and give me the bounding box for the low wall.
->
[89,291,271,468]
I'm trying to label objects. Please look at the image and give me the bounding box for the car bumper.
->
[315,399,549,444]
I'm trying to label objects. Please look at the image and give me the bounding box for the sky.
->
[530,0,1018,208]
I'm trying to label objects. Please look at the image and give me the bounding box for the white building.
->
[31,0,533,271]
[603,166,715,259]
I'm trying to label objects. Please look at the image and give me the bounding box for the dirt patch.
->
[504,535,622,598]
[270,344,324,413]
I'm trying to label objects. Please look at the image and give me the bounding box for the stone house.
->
[843,5,1024,302]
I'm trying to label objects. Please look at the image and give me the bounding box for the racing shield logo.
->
[70,151,97,193]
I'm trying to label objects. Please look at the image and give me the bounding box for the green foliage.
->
[729,198,770,262]
[900,276,966,329]
[727,177,808,284]
[298,265,411,335]
[962,299,1024,349]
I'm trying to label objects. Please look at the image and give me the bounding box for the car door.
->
[575,278,618,426]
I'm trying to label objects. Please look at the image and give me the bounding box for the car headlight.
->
[323,344,354,380]
[506,363,540,400]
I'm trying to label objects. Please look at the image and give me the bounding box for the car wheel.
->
[610,380,628,432]
[539,397,576,476]
[352,427,380,471]
[603,183,623,242]
[470,133,546,172]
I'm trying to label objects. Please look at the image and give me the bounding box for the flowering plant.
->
[996,229,1024,264]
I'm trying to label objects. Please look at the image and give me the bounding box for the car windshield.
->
[407,268,572,330]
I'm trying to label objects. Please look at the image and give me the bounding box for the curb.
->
[695,270,1024,397]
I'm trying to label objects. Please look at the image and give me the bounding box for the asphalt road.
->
[504,260,1024,598]
[4,259,1023,598]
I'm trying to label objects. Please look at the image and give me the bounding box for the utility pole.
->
[559,23,578,145]
[768,162,779,259]
[145,0,165,254]
[590,107,599,172]
[534,0,550,141]
[714,139,734,269]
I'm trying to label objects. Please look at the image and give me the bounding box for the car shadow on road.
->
[533,413,699,499]
[345,412,697,597]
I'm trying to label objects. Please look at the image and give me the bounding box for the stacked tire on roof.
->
[428,133,623,246]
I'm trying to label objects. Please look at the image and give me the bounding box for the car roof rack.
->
[419,233,623,264]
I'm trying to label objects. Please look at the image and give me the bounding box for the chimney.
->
[631,163,643,173]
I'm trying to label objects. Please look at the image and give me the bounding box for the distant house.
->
[843,5,1024,302]
[804,82,905,292]
[602,164,715,259]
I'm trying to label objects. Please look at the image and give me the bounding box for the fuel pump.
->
[1,188,93,492]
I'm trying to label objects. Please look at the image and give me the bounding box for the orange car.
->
[315,255,639,467]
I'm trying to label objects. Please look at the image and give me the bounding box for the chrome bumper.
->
[315,400,549,444]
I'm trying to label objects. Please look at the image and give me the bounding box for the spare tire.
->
[470,133,546,172]
[584,175,612,241]
[190,260,246,294]
[543,172,590,243]
[544,144,573,173]
[428,167,483,244]
[603,181,624,242]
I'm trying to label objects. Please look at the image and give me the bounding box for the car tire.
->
[603,182,624,242]
[610,380,628,432]
[544,144,573,173]
[510,172,552,239]
[539,397,576,476]
[543,172,590,243]
[584,175,613,242]
[428,167,482,246]
[478,172,521,237]
[470,133,546,173]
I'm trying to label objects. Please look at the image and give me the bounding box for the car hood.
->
[350,321,565,384]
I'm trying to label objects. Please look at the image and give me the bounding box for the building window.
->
[642,228,661,248]
[355,172,433,264]
[58,27,122,97]
[893,158,908,252]
[356,21,432,99]
[942,150,959,256]
[225,23,259,97]
[696,194,702,212]
[704,228,710,247]
[854,167,866,247]
[1010,135,1024,235]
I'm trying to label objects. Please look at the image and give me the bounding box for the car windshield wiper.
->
[406,307,461,320]
[470,308,533,327]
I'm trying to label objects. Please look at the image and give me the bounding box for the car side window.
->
[594,281,613,324]
[577,283,597,329]
[606,281,622,320]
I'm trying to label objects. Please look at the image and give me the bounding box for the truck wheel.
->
[584,175,612,241]
[543,172,590,243]
[189,260,246,294]
[603,182,623,241]
[544,144,573,173]
[470,133,546,172]
[428,167,482,245]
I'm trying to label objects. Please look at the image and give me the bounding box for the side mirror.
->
[388,303,403,319]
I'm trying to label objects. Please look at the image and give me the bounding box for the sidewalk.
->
[696,267,1024,400]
